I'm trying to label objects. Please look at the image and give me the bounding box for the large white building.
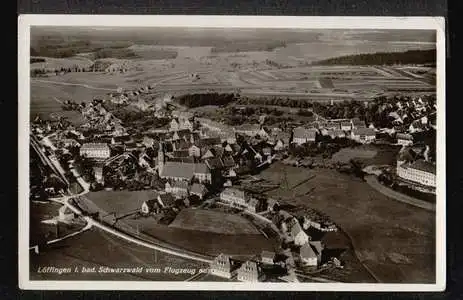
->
[79,143,111,159]
[397,159,436,187]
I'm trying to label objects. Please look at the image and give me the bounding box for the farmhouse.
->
[210,253,235,279]
[141,199,161,214]
[220,188,248,208]
[328,129,346,139]
[396,133,414,146]
[292,127,317,145]
[396,159,436,188]
[79,143,111,159]
[350,128,376,144]
[237,260,262,282]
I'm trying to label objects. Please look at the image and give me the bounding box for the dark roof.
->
[113,135,132,143]
[143,199,159,210]
[222,156,235,168]
[206,157,224,170]
[190,183,208,195]
[173,150,190,158]
[352,128,376,136]
[158,193,175,206]
[169,156,195,163]
[309,241,323,256]
[196,137,222,147]
[406,159,436,174]
[293,127,317,140]
[194,163,210,174]
[160,162,195,180]
[173,139,190,150]
[396,133,413,140]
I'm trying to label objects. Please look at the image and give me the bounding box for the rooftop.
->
[352,128,376,136]
[405,159,436,174]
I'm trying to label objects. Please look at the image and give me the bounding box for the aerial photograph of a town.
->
[24,23,440,285]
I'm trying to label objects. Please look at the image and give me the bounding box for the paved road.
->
[364,175,435,211]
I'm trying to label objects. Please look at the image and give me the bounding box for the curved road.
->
[364,175,435,211]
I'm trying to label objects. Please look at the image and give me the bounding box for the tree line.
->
[311,49,436,66]
[176,93,237,108]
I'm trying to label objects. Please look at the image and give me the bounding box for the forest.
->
[311,49,436,66]
[175,93,237,108]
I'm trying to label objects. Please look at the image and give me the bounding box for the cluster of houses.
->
[292,117,377,145]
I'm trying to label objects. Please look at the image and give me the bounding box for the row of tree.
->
[311,49,436,66]
[176,93,237,108]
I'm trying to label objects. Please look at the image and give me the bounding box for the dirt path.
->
[32,79,116,91]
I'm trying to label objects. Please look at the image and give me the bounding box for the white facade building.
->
[397,159,436,187]
[79,143,111,159]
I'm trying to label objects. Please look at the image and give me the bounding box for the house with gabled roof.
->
[190,183,208,199]
[157,193,175,208]
[292,127,317,145]
[299,242,318,267]
[289,218,309,246]
[209,253,236,279]
[141,199,161,214]
[237,260,262,282]
[350,128,376,144]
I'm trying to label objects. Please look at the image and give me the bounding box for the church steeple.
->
[158,142,165,175]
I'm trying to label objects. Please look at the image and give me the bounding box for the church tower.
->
[157,142,165,176]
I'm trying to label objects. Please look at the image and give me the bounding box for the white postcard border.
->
[18,15,446,291]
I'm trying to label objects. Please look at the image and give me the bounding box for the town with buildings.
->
[27,26,438,284]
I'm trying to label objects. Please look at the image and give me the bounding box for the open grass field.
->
[30,228,207,281]
[331,147,378,164]
[140,225,277,258]
[169,208,260,235]
[260,162,435,283]
[331,144,402,166]
[85,190,158,217]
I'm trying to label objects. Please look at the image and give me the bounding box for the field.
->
[169,208,260,235]
[80,191,278,259]
[83,190,159,217]
[331,144,402,166]
[260,163,435,283]
[140,225,277,258]
[331,147,378,164]
[29,28,436,118]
